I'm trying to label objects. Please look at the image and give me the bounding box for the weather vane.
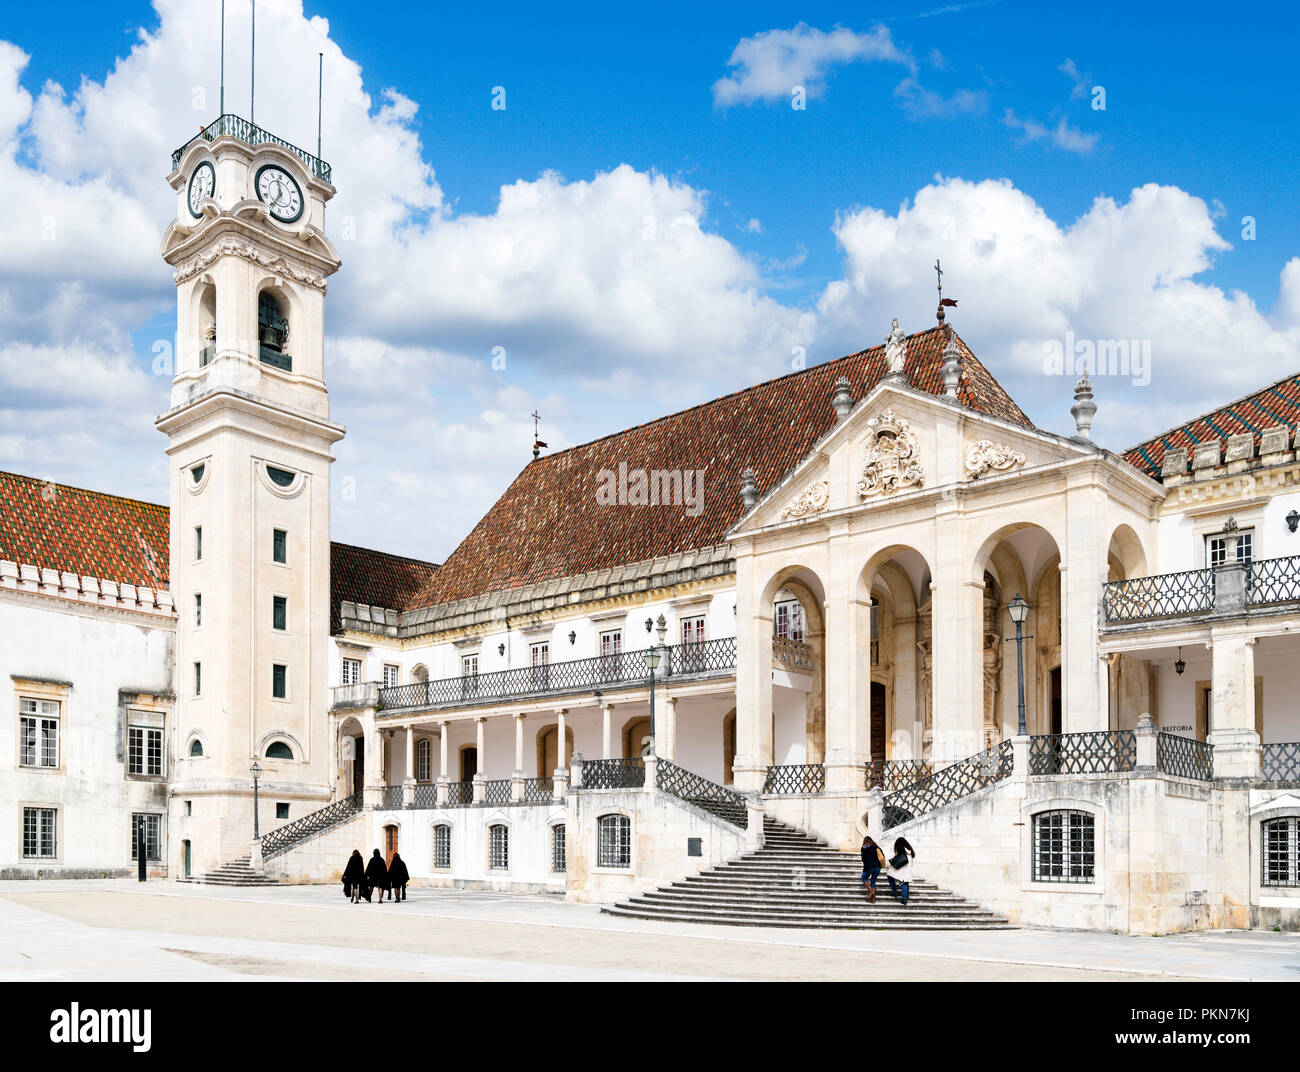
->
[531,410,548,461]
[935,258,958,330]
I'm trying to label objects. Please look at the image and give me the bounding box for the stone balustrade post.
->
[435,775,449,808]
[1135,712,1157,769]
[570,752,584,789]
[552,767,569,802]
[745,796,765,852]
[864,786,884,839]
[1010,734,1031,782]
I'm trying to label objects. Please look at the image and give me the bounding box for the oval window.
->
[190,463,205,484]
[266,741,293,759]
[266,466,295,488]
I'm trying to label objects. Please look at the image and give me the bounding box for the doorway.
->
[352,736,365,795]
[460,746,478,782]
[384,824,398,868]
[1050,667,1063,736]
[870,682,887,761]
[622,717,651,758]
[538,725,573,776]
[182,840,191,879]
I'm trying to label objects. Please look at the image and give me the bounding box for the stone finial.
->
[740,468,759,509]
[1070,372,1096,441]
[832,376,853,421]
[940,333,962,399]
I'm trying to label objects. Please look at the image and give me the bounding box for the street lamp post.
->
[250,761,262,840]
[1007,594,1031,737]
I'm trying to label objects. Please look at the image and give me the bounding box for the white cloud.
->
[712,23,914,107]
[1002,108,1100,153]
[894,77,987,119]
[1058,58,1091,100]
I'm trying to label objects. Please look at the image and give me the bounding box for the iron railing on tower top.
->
[171,114,332,183]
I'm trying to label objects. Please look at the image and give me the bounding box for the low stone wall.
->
[762,792,868,850]
[260,813,370,885]
[565,787,748,904]
[876,771,1258,934]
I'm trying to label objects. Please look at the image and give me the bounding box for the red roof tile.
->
[1123,371,1300,480]
[412,326,1031,609]
[0,470,437,630]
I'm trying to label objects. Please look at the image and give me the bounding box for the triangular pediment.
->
[731,380,1099,535]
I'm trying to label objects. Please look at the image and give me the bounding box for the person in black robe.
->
[342,849,365,903]
[364,849,388,906]
[388,852,410,902]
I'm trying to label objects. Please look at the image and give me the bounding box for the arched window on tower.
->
[257,291,291,371]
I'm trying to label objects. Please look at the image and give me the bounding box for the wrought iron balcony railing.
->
[1247,555,1300,606]
[378,637,736,714]
[172,113,332,182]
[1261,742,1300,782]
[762,763,826,795]
[1101,568,1215,623]
[580,758,645,790]
[864,760,933,791]
[1029,730,1137,775]
[523,777,554,803]
[1156,732,1214,781]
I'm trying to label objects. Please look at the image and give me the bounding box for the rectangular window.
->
[383,664,399,689]
[272,664,287,699]
[272,595,287,631]
[194,662,202,696]
[1032,810,1096,883]
[128,724,164,777]
[416,738,432,782]
[599,630,623,680]
[22,807,56,859]
[681,616,705,646]
[680,616,706,672]
[870,598,880,666]
[433,825,451,869]
[774,599,805,642]
[342,658,361,686]
[1207,529,1253,567]
[272,528,287,564]
[488,824,510,870]
[551,824,566,873]
[130,813,162,862]
[530,642,550,689]
[194,593,202,627]
[276,802,290,820]
[598,814,632,868]
[194,526,203,561]
[18,698,59,769]
[461,653,479,698]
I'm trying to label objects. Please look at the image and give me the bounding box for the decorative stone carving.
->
[1260,426,1290,456]
[779,479,830,520]
[982,583,1002,744]
[1191,440,1221,471]
[965,440,1026,479]
[858,410,923,499]
[1225,433,1254,463]
[173,236,328,292]
[1160,447,1188,477]
[884,317,907,378]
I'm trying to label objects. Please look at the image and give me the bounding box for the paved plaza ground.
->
[1,880,1297,982]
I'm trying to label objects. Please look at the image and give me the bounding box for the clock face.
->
[254,164,304,223]
[187,162,215,218]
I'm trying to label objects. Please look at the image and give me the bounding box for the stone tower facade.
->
[158,120,344,874]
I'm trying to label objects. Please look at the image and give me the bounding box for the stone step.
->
[602,905,1014,930]
[640,891,986,912]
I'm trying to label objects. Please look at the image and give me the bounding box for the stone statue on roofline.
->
[884,317,908,381]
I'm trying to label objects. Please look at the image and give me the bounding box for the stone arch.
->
[621,715,651,759]
[722,707,737,784]
[411,664,429,684]
[536,723,574,776]
[1107,523,1149,581]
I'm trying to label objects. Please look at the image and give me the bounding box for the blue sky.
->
[2,0,1299,561]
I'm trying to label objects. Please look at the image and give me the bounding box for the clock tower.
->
[158,117,344,875]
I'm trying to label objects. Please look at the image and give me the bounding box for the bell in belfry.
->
[257,291,289,352]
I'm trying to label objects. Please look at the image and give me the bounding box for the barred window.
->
[551,824,566,873]
[433,824,451,869]
[598,814,632,868]
[416,738,432,782]
[128,724,164,776]
[18,698,59,768]
[1032,810,1095,883]
[22,807,56,858]
[1262,817,1300,887]
[131,813,162,861]
[488,824,509,870]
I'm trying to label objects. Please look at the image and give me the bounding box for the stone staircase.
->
[603,817,1012,930]
[180,855,279,887]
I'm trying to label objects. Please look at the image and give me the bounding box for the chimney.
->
[832,376,853,421]
[739,468,759,509]
[1071,372,1097,441]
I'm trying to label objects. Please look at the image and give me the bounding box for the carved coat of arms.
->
[858,410,924,499]
[964,440,1026,479]
[780,479,830,520]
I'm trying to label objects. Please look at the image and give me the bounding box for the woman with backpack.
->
[886,836,916,905]
[860,835,885,903]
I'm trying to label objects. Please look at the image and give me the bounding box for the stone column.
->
[1208,627,1261,779]
[512,713,526,802]
[601,703,613,759]
[554,708,568,777]
[1061,476,1106,732]
[362,712,383,809]
[932,571,985,767]
[436,720,449,806]
[472,717,487,803]
[403,725,416,807]
[733,546,773,793]
[821,524,861,790]
[661,696,678,762]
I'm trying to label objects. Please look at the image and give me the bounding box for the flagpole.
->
[250,0,256,123]
[219,0,225,115]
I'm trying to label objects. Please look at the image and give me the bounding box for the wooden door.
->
[384,824,399,868]
[1051,668,1063,736]
[352,737,365,795]
[870,682,887,760]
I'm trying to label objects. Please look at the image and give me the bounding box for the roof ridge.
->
[526,325,954,467]
[1125,369,1300,453]
[0,468,167,514]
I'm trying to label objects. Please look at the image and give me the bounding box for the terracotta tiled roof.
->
[1123,371,1300,481]
[0,471,170,588]
[0,469,438,630]
[329,542,439,631]
[412,327,1032,609]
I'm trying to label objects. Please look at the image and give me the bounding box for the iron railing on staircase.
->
[260,791,363,860]
[762,763,825,795]
[655,758,749,829]
[882,741,1014,830]
[864,760,933,790]
[1262,742,1300,782]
